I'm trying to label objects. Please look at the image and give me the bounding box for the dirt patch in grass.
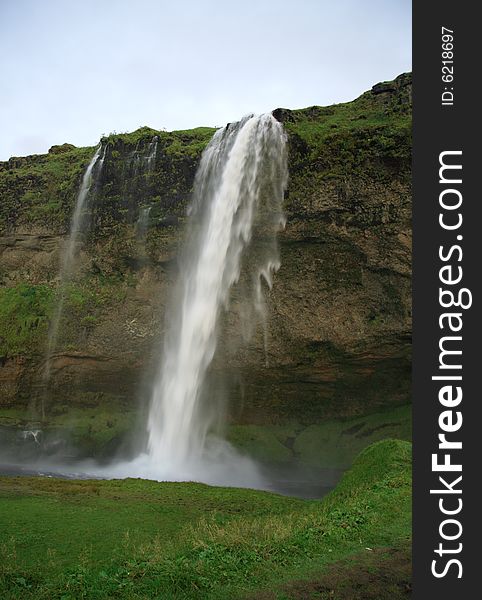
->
[250,543,411,599]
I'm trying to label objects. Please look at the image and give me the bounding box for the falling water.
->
[131,136,158,175]
[147,113,287,467]
[136,206,152,261]
[103,114,287,487]
[43,144,106,382]
[146,136,158,172]
[136,206,152,241]
[20,430,42,445]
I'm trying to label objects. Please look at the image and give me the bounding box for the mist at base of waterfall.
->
[0,426,263,489]
[91,437,265,489]
[93,452,341,498]
[0,435,342,499]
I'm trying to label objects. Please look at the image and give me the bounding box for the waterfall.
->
[136,206,151,260]
[136,206,152,241]
[131,136,158,175]
[43,144,106,382]
[146,136,158,172]
[104,113,286,487]
[146,114,287,471]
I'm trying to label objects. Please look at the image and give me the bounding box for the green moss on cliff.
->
[0,124,215,235]
[0,274,130,359]
[104,125,215,156]
[0,284,53,357]
[277,72,412,219]
[285,83,410,152]
[0,145,95,231]
[164,126,216,157]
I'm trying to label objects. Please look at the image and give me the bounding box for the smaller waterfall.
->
[131,141,142,176]
[130,136,158,175]
[43,144,106,382]
[253,259,282,368]
[59,143,106,276]
[136,206,152,241]
[146,136,158,172]
[20,430,42,445]
[136,206,152,261]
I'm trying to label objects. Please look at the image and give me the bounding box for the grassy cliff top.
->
[276,72,411,188]
[278,72,411,146]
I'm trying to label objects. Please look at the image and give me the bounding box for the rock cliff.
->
[0,73,412,459]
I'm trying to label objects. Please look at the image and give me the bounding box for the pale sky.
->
[0,0,411,160]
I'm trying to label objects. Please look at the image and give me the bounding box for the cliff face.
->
[0,74,411,455]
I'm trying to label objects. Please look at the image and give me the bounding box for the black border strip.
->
[413,2,479,596]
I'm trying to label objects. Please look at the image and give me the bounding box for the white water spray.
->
[43,144,106,381]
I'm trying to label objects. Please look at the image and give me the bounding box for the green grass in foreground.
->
[0,439,411,599]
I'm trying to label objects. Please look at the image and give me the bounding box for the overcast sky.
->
[0,0,411,160]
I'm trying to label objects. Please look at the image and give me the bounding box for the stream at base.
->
[0,460,343,500]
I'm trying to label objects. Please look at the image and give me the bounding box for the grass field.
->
[0,439,411,599]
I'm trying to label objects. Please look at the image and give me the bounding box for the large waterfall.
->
[43,144,106,382]
[107,114,287,488]
[147,114,287,468]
